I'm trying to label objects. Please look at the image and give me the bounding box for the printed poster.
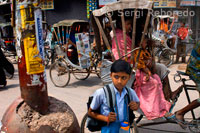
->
[24,37,45,74]
[75,33,92,69]
[20,7,45,74]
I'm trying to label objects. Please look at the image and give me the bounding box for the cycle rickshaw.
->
[80,0,200,132]
[49,19,100,87]
[152,15,195,67]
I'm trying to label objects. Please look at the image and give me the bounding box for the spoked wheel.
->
[72,67,90,80]
[49,60,70,87]
[158,49,174,67]
[188,119,200,133]
[80,113,91,133]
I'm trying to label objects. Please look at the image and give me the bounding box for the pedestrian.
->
[175,22,189,63]
[88,59,140,133]
[0,48,7,87]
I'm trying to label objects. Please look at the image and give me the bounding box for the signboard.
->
[41,0,54,10]
[151,0,176,8]
[180,0,200,6]
[99,0,117,7]
[75,33,91,69]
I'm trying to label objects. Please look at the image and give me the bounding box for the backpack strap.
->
[104,84,115,112]
[125,86,132,104]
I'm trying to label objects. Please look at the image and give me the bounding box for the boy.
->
[88,59,140,132]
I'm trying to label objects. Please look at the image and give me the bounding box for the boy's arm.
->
[88,108,116,123]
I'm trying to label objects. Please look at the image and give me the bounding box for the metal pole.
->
[15,0,48,114]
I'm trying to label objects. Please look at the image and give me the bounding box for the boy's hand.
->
[129,101,139,111]
[108,112,116,122]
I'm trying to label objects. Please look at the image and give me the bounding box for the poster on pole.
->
[75,33,92,69]
[99,0,117,7]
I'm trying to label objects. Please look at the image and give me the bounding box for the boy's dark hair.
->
[110,59,132,75]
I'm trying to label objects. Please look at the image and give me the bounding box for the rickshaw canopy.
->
[53,19,89,27]
[0,22,11,27]
[93,0,153,17]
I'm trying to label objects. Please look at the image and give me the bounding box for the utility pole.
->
[15,0,48,114]
[1,1,80,132]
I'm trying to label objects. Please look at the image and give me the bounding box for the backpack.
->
[86,84,135,132]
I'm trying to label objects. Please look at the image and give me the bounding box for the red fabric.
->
[177,27,188,40]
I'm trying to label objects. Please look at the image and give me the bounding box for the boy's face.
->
[125,20,132,33]
[110,72,130,91]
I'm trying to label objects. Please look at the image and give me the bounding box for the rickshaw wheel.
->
[158,49,174,67]
[49,60,70,87]
[80,112,139,133]
[72,68,90,80]
[80,113,91,133]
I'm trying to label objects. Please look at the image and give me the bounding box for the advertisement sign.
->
[41,0,54,10]
[180,0,195,6]
[99,0,117,7]
[151,0,176,8]
[180,0,200,6]
[75,33,91,69]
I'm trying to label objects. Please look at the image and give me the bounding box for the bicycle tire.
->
[80,113,88,133]
[80,112,139,133]
[72,68,90,80]
[158,49,174,67]
[49,60,70,87]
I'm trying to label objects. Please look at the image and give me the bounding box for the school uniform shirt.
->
[90,83,139,122]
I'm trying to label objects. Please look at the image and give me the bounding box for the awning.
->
[180,0,200,6]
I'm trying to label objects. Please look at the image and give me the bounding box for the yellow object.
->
[24,37,44,74]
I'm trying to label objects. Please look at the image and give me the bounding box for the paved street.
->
[0,62,199,133]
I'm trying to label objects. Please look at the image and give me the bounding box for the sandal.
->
[164,112,175,120]
[174,112,187,130]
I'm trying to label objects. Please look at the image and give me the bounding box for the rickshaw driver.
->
[174,41,200,129]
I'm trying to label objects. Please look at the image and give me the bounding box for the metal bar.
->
[131,9,137,65]
[121,10,127,61]
[107,13,121,58]
[182,79,196,120]
[137,120,177,127]
[94,16,115,61]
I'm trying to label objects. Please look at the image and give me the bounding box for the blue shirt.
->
[90,83,139,122]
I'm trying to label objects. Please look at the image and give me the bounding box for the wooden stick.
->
[130,9,137,65]
[121,10,127,61]
[57,27,62,44]
[94,16,115,61]
[62,26,64,44]
[135,10,151,69]
[140,10,151,45]
[107,13,121,58]
[53,28,59,43]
